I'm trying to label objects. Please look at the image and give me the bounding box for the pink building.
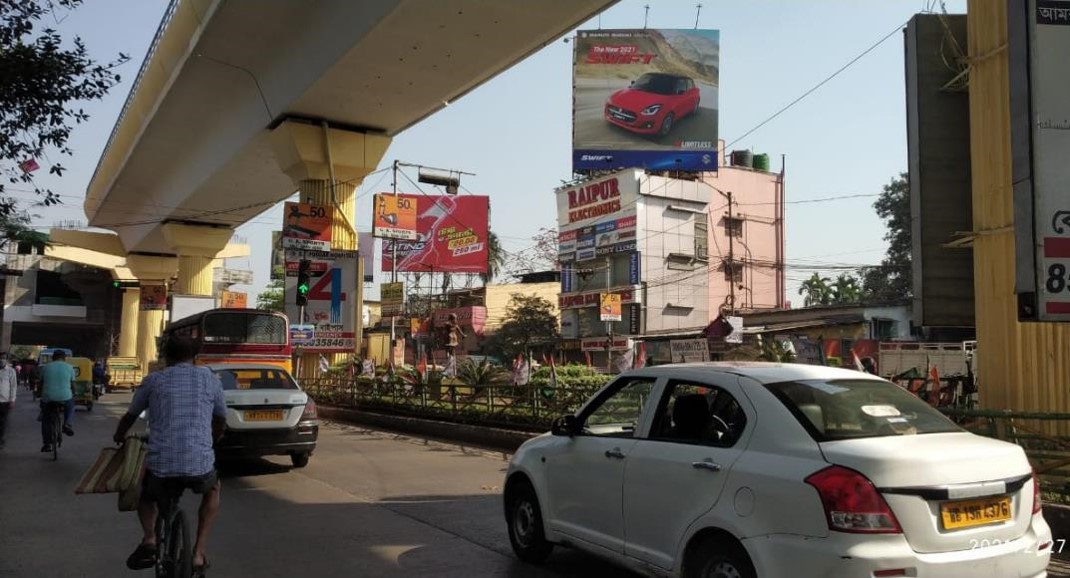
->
[703,141,785,315]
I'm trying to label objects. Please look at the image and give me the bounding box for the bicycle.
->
[41,401,64,461]
[153,482,194,578]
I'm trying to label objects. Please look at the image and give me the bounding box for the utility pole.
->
[390,160,399,349]
[727,191,735,315]
[694,3,702,29]
[605,256,613,373]
[643,4,650,29]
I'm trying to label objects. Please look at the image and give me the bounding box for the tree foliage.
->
[862,173,912,302]
[1,0,129,207]
[831,273,862,305]
[256,277,284,312]
[798,273,832,307]
[482,231,505,283]
[493,294,559,359]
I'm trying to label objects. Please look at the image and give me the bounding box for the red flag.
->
[418,355,427,377]
[584,351,592,367]
[928,366,941,406]
[18,159,39,174]
[634,342,647,369]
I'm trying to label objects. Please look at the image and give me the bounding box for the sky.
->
[16,0,967,306]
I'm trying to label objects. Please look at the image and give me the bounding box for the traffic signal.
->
[296,259,312,306]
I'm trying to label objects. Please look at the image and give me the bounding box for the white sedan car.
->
[504,363,1052,578]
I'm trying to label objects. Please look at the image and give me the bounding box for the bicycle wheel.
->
[50,410,60,461]
[154,508,169,578]
[169,509,193,578]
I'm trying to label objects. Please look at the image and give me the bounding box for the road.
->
[573,76,718,150]
[0,392,632,578]
[1,391,1067,577]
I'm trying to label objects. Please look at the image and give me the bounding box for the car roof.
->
[203,363,292,374]
[623,362,885,385]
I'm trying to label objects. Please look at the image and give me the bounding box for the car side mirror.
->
[552,415,579,437]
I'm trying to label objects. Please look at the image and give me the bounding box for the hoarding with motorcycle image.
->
[573,28,719,171]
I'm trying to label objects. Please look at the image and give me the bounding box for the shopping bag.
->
[74,447,123,494]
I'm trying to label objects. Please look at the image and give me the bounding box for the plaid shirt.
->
[129,363,226,477]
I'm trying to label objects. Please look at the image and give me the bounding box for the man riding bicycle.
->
[113,336,226,574]
[40,350,76,452]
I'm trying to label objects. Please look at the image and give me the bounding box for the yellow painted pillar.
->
[175,255,215,297]
[119,288,140,357]
[270,120,390,380]
[126,255,178,372]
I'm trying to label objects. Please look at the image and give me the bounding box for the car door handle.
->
[692,460,722,472]
[604,448,626,459]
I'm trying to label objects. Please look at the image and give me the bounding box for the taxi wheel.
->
[685,536,755,578]
[290,452,310,468]
[506,480,553,564]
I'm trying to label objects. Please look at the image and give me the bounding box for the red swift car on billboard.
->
[604,72,700,137]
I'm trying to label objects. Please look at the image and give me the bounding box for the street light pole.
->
[709,185,736,315]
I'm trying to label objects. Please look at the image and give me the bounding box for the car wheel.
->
[290,452,310,468]
[686,536,755,578]
[659,112,675,136]
[506,480,553,564]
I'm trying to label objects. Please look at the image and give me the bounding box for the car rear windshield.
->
[214,368,298,391]
[632,73,677,95]
[764,379,961,441]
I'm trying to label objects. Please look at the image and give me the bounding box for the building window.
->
[724,216,743,238]
[873,319,896,340]
[722,261,742,283]
[694,213,708,260]
[667,253,698,271]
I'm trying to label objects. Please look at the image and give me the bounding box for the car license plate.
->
[940,496,1012,530]
[244,409,284,422]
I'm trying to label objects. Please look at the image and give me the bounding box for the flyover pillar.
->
[119,288,140,358]
[270,120,391,379]
[126,255,178,372]
[163,224,236,298]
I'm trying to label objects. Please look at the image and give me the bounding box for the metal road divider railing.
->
[941,408,1070,504]
[302,377,604,432]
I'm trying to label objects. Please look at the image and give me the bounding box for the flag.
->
[928,366,941,406]
[634,342,647,369]
[318,355,330,373]
[513,354,530,386]
[417,355,428,378]
[852,350,865,372]
[584,351,592,367]
[362,359,375,376]
[613,348,635,374]
[18,159,39,174]
[548,354,559,389]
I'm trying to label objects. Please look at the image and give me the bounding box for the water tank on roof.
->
[731,150,753,168]
[753,153,770,172]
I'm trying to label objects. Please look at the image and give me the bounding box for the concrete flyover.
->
[60,0,618,370]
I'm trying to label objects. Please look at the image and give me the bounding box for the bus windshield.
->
[202,312,286,345]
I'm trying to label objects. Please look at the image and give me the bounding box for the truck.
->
[106,357,143,390]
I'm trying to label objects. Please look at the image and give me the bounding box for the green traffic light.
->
[298,284,310,295]
[113,281,120,288]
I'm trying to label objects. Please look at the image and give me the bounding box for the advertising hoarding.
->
[381,194,489,273]
[1010,1,1070,321]
[372,194,418,240]
[289,324,315,346]
[380,282,405,316]
[284,249,358,352]
[573,29,720,172]
[556,171,639,263]
[670,339,710,363]
[433,306,487,335]
[283,202,333,251]
[270,230,285,280]
[140,284,167,310]
[220,291,247,309]
[358,232,375,283]
[600,292,622,322]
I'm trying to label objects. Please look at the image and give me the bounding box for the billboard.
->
[372,193,418,240]
[219,291,247,309]
[382,194,490,273]
[556,171,639,263]
[140,284,167,310]
[283,202,333,252]
[600,292,622,322]
[381,281,404,316]
[1010,1,1070,321]
[573,29,720,172]
[358,232,374,283]
[284,249,358,352]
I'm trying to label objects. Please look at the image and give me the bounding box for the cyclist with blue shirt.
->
[40,350,76,451]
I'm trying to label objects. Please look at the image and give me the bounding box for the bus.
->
[162,309,291,371]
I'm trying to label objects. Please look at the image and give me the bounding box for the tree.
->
[862,173,912,302]
[482,231,505,283]
[504,227,558,278]
[493,294,559,360]
[798,273,832,307]
[256,278,284,312]
[1,1,130,210]
[830,273,862,305]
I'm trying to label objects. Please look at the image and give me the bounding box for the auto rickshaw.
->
[68,356,95,411]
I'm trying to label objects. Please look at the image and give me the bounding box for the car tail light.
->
[1033,472,1042,514]
[805,465,902,534]
[301,399,318,421]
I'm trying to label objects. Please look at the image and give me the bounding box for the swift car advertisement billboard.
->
[573,29,720,172]
[382,194,489,274]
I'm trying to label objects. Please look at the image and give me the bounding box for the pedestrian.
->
[93,360,107,397]
[0,353,16,448]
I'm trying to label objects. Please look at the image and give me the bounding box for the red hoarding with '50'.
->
[382,195,489,274]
